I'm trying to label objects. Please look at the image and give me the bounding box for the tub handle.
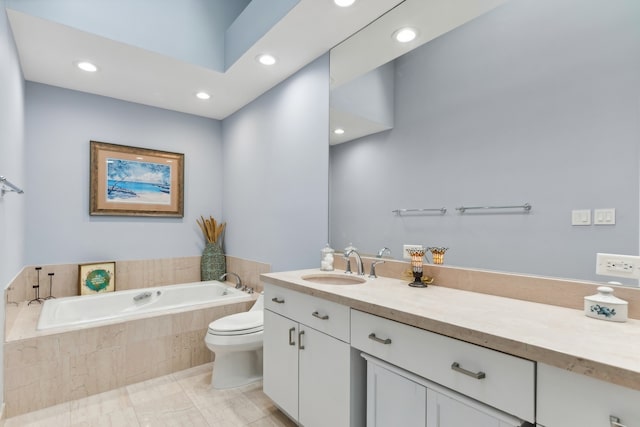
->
[312,311,329,320]
[288,327,296,346]
[271,297,285,304]
[298,330,305,350]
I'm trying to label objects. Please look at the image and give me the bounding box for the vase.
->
[201,242,226,281]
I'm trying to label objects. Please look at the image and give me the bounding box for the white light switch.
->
[571,209,591,226]
[594,208,615,225]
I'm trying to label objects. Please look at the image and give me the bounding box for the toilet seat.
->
[208,310,263,336]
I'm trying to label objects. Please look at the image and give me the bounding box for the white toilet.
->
[204,293,264,389]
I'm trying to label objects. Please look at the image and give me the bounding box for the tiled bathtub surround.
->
[5,255,270,305]
[4,299,253,418]
[3,255,270,418]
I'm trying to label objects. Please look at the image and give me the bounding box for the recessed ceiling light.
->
[196,91,211,100]
[76,61,98,72]
[333,128,345,135]
[257,54,276,66]
[393,27,417,43]
[334,0,356,7]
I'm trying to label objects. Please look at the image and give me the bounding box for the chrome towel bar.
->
[393,207,447,215]
[456,203,531,213]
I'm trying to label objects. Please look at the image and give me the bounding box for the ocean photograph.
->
[106,158,171,205]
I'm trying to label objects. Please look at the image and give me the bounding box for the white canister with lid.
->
[584,286,628,322]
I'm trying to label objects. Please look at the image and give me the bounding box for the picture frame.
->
[79,261,116,295]
[90,141,184,217]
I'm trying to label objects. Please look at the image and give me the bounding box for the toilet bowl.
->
[205,293,264,389]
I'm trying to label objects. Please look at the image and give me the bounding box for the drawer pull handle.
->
[298,330,305,350]
[288,327,296,346]
[312,311,329,320]
[368,333,392,345]
[271,297,285,304]
[451,362,486,379]
[610,416,627,427]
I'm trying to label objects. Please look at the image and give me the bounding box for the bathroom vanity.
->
[261,268,640,427]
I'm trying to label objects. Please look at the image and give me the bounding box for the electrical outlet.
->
[403,244,423,260]
[596,253,640,279]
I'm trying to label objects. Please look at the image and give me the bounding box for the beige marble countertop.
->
[261,268,640,392]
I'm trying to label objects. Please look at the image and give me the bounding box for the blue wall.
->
[24,83,224,264]
[0,0,24,407]
[223,54,329,271]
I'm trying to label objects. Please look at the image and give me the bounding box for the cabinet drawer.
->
[537,363,640,427]
[351,309,535,422]
[264,284,350,342]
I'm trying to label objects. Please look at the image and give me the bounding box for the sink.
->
[301,273,366,285]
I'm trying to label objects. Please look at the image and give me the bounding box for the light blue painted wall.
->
[222,54,329,272]
[24,83,223,264]
[0,0,25,407]
[330,0,640,282]
[6,0,251,71]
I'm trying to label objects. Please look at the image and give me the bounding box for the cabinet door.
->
[298,326,351,427]
[263,310,299,421]
[426,389,520,427]
[367,359,427,427]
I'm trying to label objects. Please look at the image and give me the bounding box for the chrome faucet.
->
[344,249,365,275]
[219,272,243,289]
[377,247,391,258]
[369,260,385,279]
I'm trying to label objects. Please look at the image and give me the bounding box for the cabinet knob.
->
[451,362,486,380]
[271,297,285,304]
[610,415,627,427]
[312,311,329,320]
[368,333,392,345]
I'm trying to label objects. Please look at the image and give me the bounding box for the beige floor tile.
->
[69,388,134,424]
[247,410,297,427]
[0,402,71,427]
[69,407,140,427]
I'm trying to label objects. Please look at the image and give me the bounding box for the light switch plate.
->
[594,208,615,225]
[403,244,423,260]
[571,209,591,226]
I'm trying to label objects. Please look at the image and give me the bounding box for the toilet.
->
[204,293,264,389]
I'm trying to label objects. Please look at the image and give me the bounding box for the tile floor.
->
[0,363,296,427]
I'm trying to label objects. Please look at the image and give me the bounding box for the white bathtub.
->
[37,280,249,330]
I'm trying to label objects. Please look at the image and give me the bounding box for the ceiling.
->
[6,0,404,120]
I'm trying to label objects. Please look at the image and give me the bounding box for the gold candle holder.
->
[407,247,427,288]
[428,247,448,265]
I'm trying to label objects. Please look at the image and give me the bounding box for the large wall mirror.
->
[329,0,640,284]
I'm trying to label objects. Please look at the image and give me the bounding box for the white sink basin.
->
[301,273,366,285]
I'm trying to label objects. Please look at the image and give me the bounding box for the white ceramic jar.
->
[584,286,628,322]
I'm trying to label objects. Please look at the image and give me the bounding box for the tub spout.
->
[133,291,152,302]
[219,272,243,289]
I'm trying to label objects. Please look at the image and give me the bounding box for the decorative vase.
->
[201,242,226,281]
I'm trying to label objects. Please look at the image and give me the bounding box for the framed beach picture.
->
[90,141,184,217]
[79,261,116,295]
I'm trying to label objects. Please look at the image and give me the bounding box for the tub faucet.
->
[377,247,391,258]
[219,272,243,289]
[344,249,364,276]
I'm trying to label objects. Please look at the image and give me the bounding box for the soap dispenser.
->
[320,244,335,271]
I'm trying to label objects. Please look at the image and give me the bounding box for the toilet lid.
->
[208,310,263,335]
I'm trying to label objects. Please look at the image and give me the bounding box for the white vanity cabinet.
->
[263,284,363,427]
[364,353,526,427]
[537,363,640,427]
[351,309,535,425]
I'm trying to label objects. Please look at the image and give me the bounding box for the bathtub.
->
[37,280,249,330]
